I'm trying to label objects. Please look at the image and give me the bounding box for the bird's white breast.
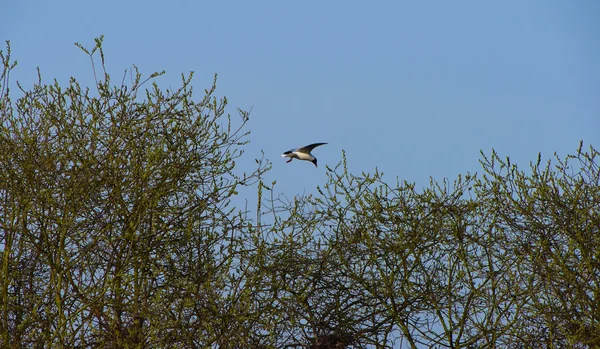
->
[295,152,314,161]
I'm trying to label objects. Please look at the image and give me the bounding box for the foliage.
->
[1,38,599,348]
[0,37,269,348]
[254,146,599,349]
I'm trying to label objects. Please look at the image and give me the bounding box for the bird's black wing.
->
[298,142,328,152]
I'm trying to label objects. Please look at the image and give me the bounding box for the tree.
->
[0,37,268,348]
[254,146,598,349]
[1,37,599,348]
[479,147,600,347]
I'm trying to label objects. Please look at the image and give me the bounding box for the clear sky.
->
[2,1,599,199]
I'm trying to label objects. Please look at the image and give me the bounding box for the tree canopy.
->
[1,38,599,348]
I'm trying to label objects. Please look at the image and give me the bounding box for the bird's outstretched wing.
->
[298,143,328,152]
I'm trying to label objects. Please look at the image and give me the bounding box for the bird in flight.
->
[281,142,328,167]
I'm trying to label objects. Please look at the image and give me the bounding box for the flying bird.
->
[281,142,328,167]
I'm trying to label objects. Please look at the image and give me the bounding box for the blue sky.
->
[2,1,599,199]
